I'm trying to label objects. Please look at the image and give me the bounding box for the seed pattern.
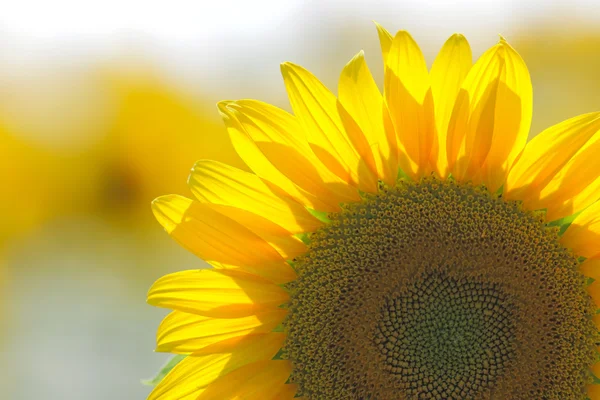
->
[283,177,598,399]
[377,274,514,398]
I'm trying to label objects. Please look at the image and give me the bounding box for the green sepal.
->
[397,168,411,182]
[307,208,331,223]
[547,210,582,236]
[296,232,311,245]
[142,354,187,386]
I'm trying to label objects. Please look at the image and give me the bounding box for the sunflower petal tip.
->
[347,50,365,65]
[216,100,235,115]
[374,22,393,49]
[444,33,470,50]
[151,195,167,209]
[151,197,168,218]
[146,281,159,304]
[154,342,169,352]
[280,62,295,78]
[146,296,157,307]
[151,194,191,232]
[190,159,205,171]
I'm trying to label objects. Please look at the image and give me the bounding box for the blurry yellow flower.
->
[0,123,88,244]
[89,69,247,225]
[0,65,246,245]
[146,26,600,398]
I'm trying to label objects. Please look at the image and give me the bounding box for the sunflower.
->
[147,24,600,399]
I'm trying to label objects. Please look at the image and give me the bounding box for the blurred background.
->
[1,1,599,399]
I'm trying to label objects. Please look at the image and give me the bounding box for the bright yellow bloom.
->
[147,25,600,399]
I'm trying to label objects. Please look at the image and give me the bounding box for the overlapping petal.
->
[281,62,378,193]
[562,200,600,258]
[196,360,293,400]
[188,159,315,258]
[580,256,600,281]
[506,112,600,219]
[590,357,600,400]
[148,333,285,400]
[593,361,600,379]
[517,121,600,220]
[189,160,322,234]
[447,37,532,192]
[272,382,300,398]
[588,280,600,308]
[152,195,295,283]
[207,203,308,259]
[430,34,473,178]
[147,268,289,318]
[219,100,360,212]
[588,384,600,400]
[339,51,398,186]
[375,22,393,67]
[384,30,437,179]
[506,113,600,195]
[155,309,286,354]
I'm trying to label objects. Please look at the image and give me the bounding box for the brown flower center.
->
[284,177,597,399]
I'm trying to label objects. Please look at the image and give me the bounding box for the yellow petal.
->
[384,30,436,179]
[374,22,393,65]
[561,201,600,258]
[280,62,378,193]
[156,309,286,354]
[588,384,600,400]
[272,383,299,399]
[580,256,600,281]
[147,268,289,318]
[592,361,600,379]
[447,37,532,192]
[339,50,398,186]
[220,102,336,212]
[196,360,292,400]
[152,195,295,283]
[506,112,600,209]
[189,159,321,234]
[594,313,600,329]
[588,280,600,308]
[148,333,284,400]
[518,117,600,220]
[430,34,472,178]
[205,203,308,260]
[219,101,359,212]
[547,175,600,222]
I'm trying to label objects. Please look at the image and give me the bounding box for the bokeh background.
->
[2,1,599,399]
